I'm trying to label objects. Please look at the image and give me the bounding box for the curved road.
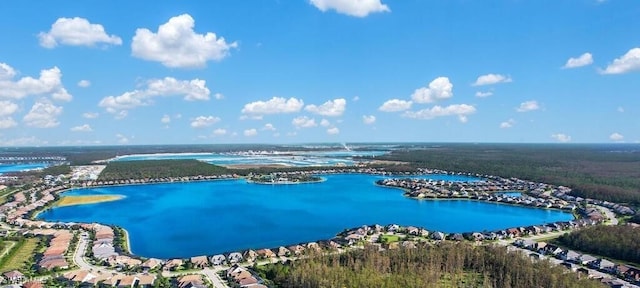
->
[73,233,228,287]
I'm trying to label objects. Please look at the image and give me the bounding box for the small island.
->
[55,194,124,207]
[246,172,324,185]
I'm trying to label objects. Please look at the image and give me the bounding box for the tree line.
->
[256,242,604,288]
[378,145,640,207]
[98,160,232,180]
[556,225,640,265]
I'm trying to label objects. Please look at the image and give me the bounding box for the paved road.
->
[0,241,16,258]
[202,268,228,288]
[595,205,619,226]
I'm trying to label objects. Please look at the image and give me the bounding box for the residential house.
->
[256,249,276,259]
[3,270,25,283]
[141,258,163,270]
[163,259,184,271]
[211,254,226,265]
[243,250,258,262]
[227,252,243,264]
[22,281,44,288]
[589,259,616,273]
[287,245,305,256]
[277,246,290,257]
[177,274,204,288]
[430,231,445,241]
[190,256,209,269]
[578,254,598,265]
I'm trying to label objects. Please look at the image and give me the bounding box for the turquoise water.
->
[112,150,388,167]
[0,163,49,174]
[38,174,572,259]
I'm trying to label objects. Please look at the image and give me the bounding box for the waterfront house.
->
[141,258,163,270]
[306,242,321,252]
[190,256,209,269]
[277,246,291,257]
[287,245,305,256]
[430,231,445,241]
[243,250,258,262]
[211,254,226,265]
[227,252,243,264]
[406,226,420,236]
[256,249,276,259]
[163,259,183,271]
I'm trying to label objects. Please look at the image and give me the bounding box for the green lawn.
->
[380,234,401,243]
[0,238,40,273]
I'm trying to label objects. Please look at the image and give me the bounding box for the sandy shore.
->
[55,195,124,207]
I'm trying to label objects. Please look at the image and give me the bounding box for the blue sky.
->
[0,0,638,146]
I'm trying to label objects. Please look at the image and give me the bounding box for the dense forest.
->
[556,225,640,265]
[378,144,640,206]
[256,243,604,288]
[98,160,231,180]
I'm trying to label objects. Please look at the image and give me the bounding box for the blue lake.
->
[38,174,572,259]
[0,163,49,175]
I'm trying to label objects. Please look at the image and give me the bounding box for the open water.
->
[39,174,572,259]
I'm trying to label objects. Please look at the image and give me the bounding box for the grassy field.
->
[55,195,123,207]
[0,238,39,272]
[0,187,18,204]
[380,234,401,243]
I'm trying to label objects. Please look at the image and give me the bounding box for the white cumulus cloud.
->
[213,128,227,136]
[475,91,493,98]
[0,64,72,101]
[362,115,376,124]
[77,80,91,87]
[320,119,331,127]
[262,123,276,131]
[310,0,390,17]
[70,124,92,132]
[99,77,210,116]
[327,127,340,135]
[0,101,18,117]
[379,99,412,112]
[244,128,257,137]
[305,98,346,117]
[38,17,122,48]
[516,100,540,112]
[132,14,237,68]
[0,118,17,129]
[241,97,304,118]
[0,63,17,80]
[190,116,221,128]
[601,48,640,74]
[23,99,63,128]
[82,112,99,119]
[411,77,453,103]
[551,133,571,143]
[563,52,593,69]
[609,132,624,142]
[472,74,512,86]
[161,114,171,124]
[499,119,515,129]
[403,104,476,123]
[292,116,317,129]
